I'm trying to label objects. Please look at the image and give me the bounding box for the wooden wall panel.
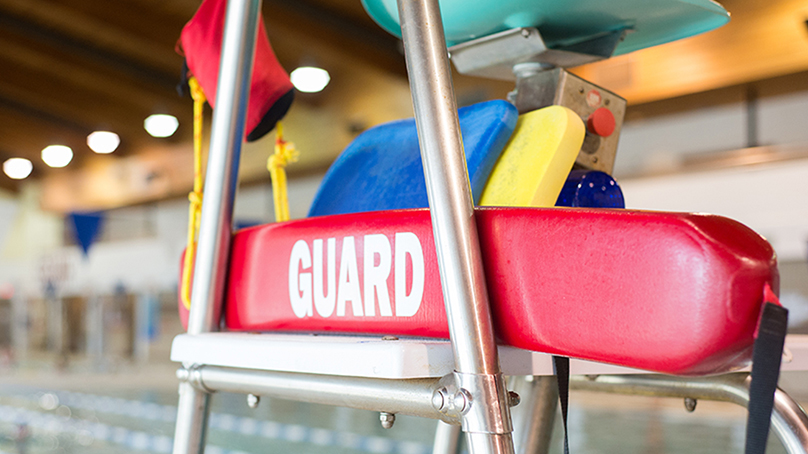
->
[574,0,808,104]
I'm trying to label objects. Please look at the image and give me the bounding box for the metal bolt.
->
[432,389,447,411]
[453,389,472,414]
[380,412,396,429]
[521,29,531,38]
[176,368,189,382]
[684,398,697,412]
[381,335,399,341]
[247,394,260,409]
[508,391,521,407]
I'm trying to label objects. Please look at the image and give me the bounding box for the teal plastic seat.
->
[361,0,729,54]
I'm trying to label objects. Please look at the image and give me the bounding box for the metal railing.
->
[171,0,515,453]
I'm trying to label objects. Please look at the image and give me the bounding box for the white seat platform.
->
[171,333,808,379]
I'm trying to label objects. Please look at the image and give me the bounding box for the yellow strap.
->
[181,77,206,310]
[268,122,299,222]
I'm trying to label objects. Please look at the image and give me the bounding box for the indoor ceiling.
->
[0,0,407,192]
[1,0,808,211]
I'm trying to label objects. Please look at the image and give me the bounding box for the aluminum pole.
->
[571,374,808,454]
[10,291,28,364]
[509,376,558,454]
[173,0,262,452]
[183,366,462,425]
[433,421,462,454]
[396,0,513,452]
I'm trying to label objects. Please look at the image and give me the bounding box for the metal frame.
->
[448,27,623,80]
[172,0,514,452]
[571,374,808,454]
[173,362,808,454]
[434,421,463,454]
[396,0,514,451]
[177,366,461,424]
[170,1,808,454]
[510,67,626,174]
[509,376,559,454]
[173,0,262,451]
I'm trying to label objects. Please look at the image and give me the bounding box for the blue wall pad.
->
[308,99,518,217]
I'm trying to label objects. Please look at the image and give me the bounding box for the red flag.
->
[179,0,294,142]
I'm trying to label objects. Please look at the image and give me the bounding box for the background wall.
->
[1,73,807,357]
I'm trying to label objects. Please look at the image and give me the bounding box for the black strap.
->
[745,302,789,454]
[177,59,190,98]
[553,355,570,454]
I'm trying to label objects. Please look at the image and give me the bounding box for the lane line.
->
[1,389,433,454]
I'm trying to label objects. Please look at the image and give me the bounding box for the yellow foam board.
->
[480,105,585,208]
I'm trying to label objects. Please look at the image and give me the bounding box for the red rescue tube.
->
[179,207,777,375]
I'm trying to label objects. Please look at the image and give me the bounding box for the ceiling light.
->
[41,145,73,168]
[3,158,33,180]
[290,66,330,93]
[87,131,120,154]
[144,114,179,138]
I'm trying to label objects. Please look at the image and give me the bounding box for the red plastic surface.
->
[179,0,293,141]
[179,207,778,375]
[587,107,616,137]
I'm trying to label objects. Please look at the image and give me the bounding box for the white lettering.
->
[288,240,313,318]
[289,233,426,319]
[313,238,337,317]
[363,234,392,317]
[394,232,424,317]
[336,237,363,316]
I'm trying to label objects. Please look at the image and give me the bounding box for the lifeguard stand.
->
[170,1,808,453]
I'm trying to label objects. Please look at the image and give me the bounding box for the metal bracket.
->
[449,27,626,81]
[511,67,627,174]
[449,26,627,173]
[432,372,514,434]
[177,365,214,394]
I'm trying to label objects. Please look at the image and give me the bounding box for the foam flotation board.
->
[480,105,584,207]
[181,207,777,375]
[308,100,517,217]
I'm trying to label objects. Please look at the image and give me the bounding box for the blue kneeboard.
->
[308,100,517,217]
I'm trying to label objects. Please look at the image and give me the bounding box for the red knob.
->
[587,108,616,137]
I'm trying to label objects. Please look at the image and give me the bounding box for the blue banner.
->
[68,212,105,256]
